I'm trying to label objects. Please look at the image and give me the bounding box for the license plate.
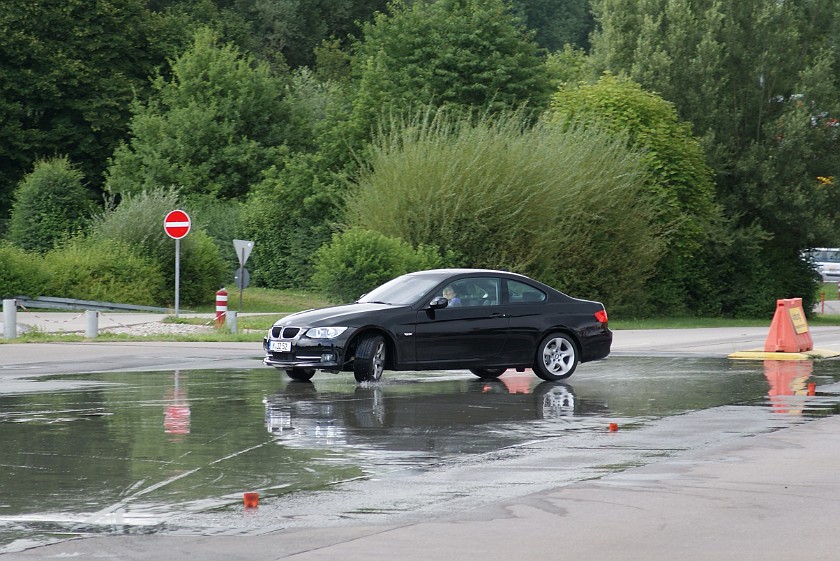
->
[270,341,291,352]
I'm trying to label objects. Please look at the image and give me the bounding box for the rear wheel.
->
[354,335,386,382]
[469,367,506,379]
[285,368,315,381]
[533,333,578,381]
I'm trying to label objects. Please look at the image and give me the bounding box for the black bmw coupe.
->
[263,269,612,383]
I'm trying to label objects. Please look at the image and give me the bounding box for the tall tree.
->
[0,0,262,226]
[348,0,553,143]
[0,0,164,223]
[228,0,390,69]
[590,0,840,314]
[106,28,302,201]
[511,0,595,51]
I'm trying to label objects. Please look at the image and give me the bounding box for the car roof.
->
[406,268,528,278]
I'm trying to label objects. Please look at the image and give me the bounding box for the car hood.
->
[275,302,401,327]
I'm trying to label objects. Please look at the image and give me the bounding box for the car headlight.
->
[305,326,348,339]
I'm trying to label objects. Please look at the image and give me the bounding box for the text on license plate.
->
[270,341,292,352]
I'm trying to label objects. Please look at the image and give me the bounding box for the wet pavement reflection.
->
[2,356,840,551]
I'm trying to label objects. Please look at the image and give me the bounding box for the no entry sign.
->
[164,209,191,240]
[164,209,191,317]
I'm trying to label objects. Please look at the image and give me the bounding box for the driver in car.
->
[442,285,462,307]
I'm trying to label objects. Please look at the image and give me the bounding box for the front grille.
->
[271,326,302,338]
[269,352,295,361]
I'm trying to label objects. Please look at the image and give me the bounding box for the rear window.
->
[507,280,546,304]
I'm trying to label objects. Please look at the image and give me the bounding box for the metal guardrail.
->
[10,296,190,314]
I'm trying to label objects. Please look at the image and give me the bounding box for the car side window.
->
[443,277,500,307]
[507,280,546,304]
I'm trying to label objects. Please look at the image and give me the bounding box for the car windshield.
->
[357,275,442,305]
[811,249,840,263]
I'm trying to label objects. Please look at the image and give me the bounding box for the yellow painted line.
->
[728,348,840,360]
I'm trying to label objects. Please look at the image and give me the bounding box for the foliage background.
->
[0,0,838,318]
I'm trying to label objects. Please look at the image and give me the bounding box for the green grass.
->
[611,315,840,330]
[609,317,769,330]
[163,314,278,331]
[818,282,840,301]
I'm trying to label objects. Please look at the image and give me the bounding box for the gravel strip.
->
[101,321,217,336]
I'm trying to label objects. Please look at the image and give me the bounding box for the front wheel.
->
[354,335,386,382]
[533,333,578,381]
[469,367,506,379]
[285,368,315,381]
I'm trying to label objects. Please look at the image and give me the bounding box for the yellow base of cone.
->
[728,348,840,360]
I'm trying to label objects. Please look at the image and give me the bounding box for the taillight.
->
[594,309,608,324]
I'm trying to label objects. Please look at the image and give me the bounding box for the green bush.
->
[7,157,97,252]
[546,76,723,316]
[184,195,245,272]
[243,154,343,289]
[173,229,230,306]
[313,229,445,303]
[45,239,166,305]
[344,110,663,313]
[0,243,50,298]
[89,188,227,306]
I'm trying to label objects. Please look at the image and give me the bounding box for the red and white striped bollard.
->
[215,288,228,328]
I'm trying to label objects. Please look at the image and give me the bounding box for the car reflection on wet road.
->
[2,356,840,552]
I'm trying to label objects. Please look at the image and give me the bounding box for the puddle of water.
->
[0,369,365,551]
[2,357,840,551]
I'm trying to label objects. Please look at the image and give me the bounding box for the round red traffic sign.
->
[164,209,191,240]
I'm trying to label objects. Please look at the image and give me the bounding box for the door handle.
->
[490,313,506,318]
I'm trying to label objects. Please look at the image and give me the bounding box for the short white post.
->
[85,310,99,338]
[3,299,16,340]
[228,310,238,334]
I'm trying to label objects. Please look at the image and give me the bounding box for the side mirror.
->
[428,296,449,309]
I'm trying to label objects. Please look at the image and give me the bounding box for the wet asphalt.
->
[2,323,840,559]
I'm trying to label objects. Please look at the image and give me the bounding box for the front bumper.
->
[263,355,341,370]
[262,336,345,371]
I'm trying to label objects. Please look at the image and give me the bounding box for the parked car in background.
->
[263,269,612,383]
[803,248,840,282]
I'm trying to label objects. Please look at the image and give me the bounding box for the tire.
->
[533,332,578,381]
[285,368,315,381]
[469,367,506,379]
[354,335,386,382]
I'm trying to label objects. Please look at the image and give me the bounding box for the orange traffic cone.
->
[764,298,813,353]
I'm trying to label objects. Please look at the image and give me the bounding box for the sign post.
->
[164,210,191,317]
[233,239,254,311]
